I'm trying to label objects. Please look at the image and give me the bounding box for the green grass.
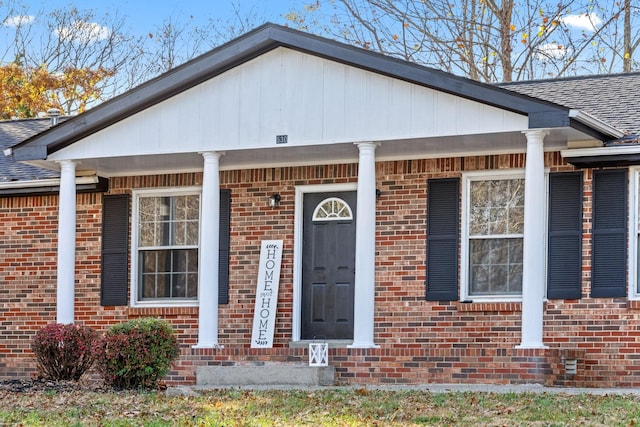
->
[0,387,639,426]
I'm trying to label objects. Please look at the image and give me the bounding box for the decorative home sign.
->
[250,240,284,348]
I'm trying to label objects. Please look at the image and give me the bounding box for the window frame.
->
[131,186,202,307]
[461,169,531,302]
[629,168,639,300]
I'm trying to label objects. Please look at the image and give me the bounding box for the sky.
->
[10,1,605,50]
[2,0,613,82]
[19,1,303,37]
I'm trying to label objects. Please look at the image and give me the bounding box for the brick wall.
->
[1,153,639,387]
[0,193,102,377]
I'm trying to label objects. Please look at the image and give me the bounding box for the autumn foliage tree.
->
[0,62,113,119]
[0,2,140,115]
[0,2,269,114]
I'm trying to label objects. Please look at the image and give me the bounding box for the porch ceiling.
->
[25,127,590,177]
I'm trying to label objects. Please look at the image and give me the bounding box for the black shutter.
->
[218,189,231,304]
[591,169,627,298]
[547,172,583,299]
[426,178,459,301]
[101,194,130,306]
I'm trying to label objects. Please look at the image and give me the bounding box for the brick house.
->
[4,24,640,387]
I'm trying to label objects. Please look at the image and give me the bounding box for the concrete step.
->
[196,364,335,387]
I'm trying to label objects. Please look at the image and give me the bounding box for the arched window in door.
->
[312,197,353,221]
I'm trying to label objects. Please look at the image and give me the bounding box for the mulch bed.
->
[0,379,109,393]
[0,378,167,393]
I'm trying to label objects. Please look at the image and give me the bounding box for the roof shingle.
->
[0,119,59,182]
[500,72,640,135]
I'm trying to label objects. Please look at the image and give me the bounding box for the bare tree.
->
[619,0,640,73]
[287,0,634,82]
[132,15,214,83]
[127,4,270,86]
[0,0,30,63]
[624,0,632,72]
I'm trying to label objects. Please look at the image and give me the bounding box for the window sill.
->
[457,302,522,312]
[130,300,198,309]
[126,306,199,317]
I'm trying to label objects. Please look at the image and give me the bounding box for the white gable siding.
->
[50,47,528,161]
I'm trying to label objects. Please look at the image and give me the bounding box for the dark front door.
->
[301,191,357,340]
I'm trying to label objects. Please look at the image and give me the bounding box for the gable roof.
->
[500,73,640,135]
[11,23,619,162]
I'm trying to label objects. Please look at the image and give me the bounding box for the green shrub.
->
[31,323,99,381]
[96,318,180,389]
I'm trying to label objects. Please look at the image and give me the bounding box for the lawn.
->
[0,387,638,426]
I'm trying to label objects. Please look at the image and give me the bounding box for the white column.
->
[56,160,76,324]
[349,142,379,348]
[518,130,548,349]
[194,151,223,348]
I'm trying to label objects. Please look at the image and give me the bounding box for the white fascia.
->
[0,176,98,189]
[568,109,625,139]
[561,144,640,159]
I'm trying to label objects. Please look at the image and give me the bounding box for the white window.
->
[132,188,201,305]
[462,171,525,300]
